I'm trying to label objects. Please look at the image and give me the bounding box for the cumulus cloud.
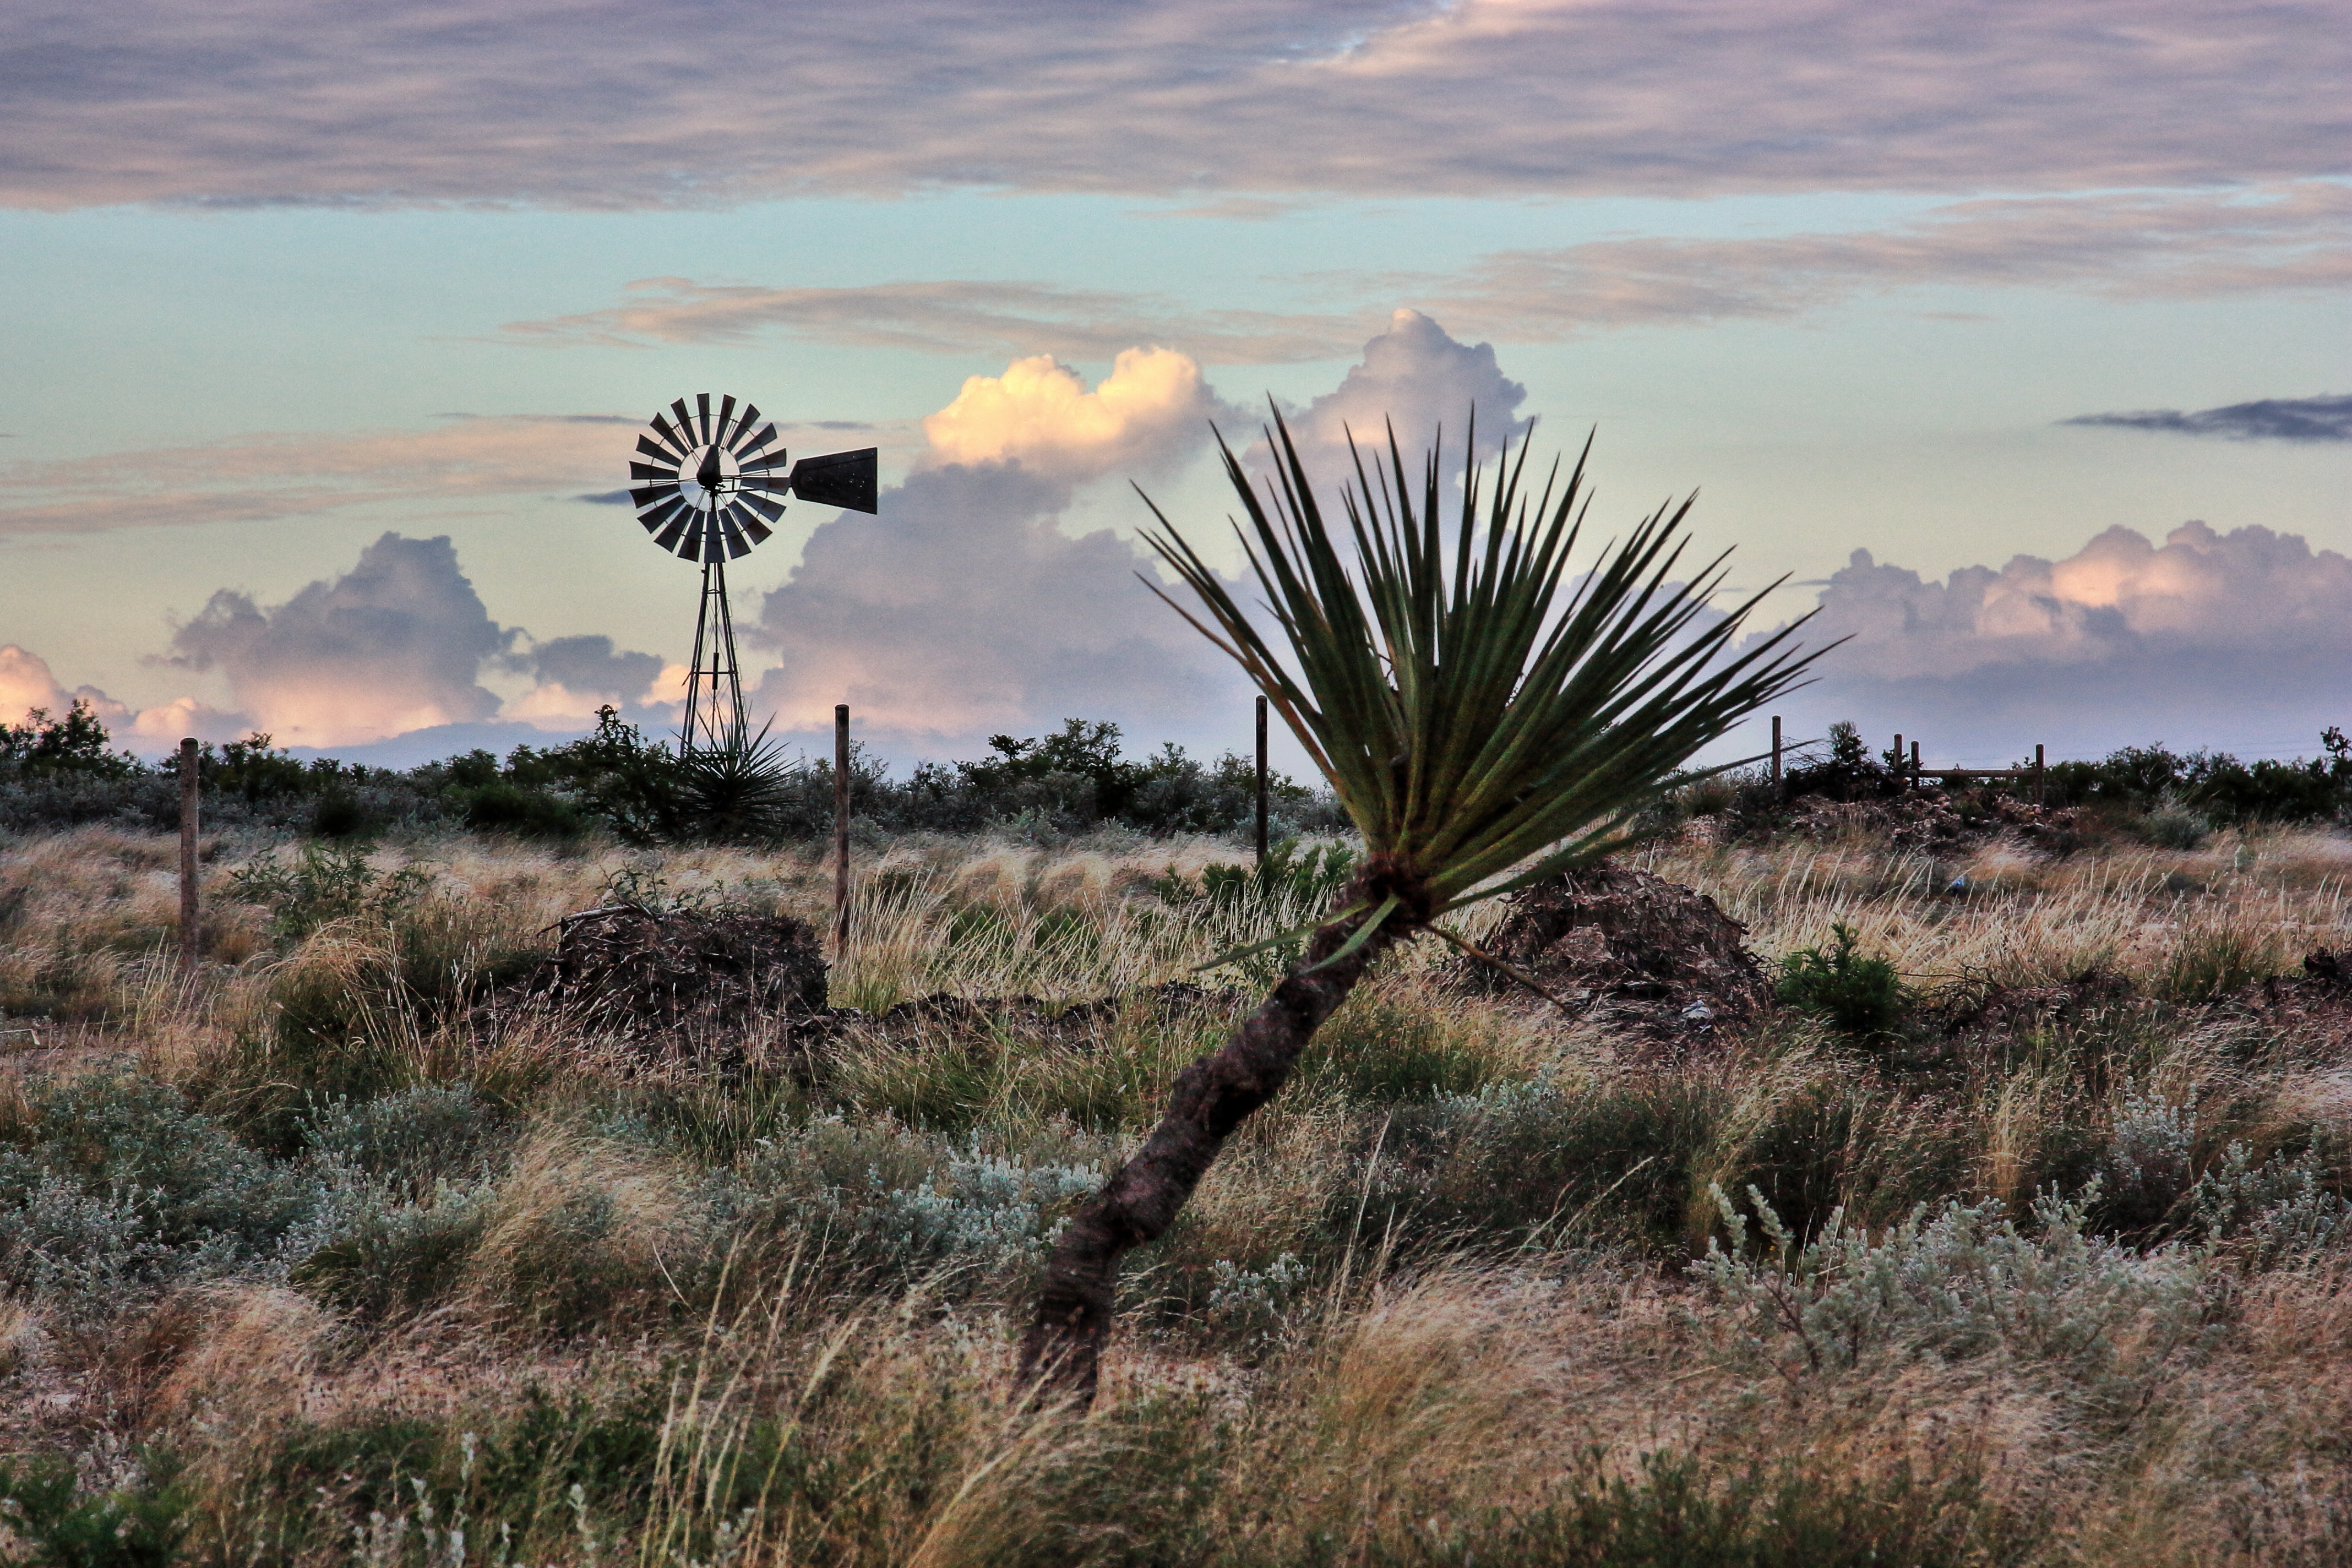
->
[503,634,678,730]
[1,1,2339,208]
[0,644,124,731]
[748,462,1245,752]
[2062,393,2352,444]
[743,319,1548,756]
[1260,310,1529,484]
[1767,521,2352,762]
[169,532,513,747]
[744,345,1262,751]
[0,644,239,747]
[919,348,1231,481]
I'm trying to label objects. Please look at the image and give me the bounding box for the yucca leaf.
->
[1140,412,1820,925]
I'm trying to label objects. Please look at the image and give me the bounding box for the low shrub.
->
[0,1072,324,1306]
[0,1451,190,1568]
[1774,924,1908,1039]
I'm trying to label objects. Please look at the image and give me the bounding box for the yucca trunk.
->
[1019,894,1407,1403]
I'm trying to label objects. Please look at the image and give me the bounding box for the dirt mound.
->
[1456,864,1768,1037]
[496,902,829,1052]
[1786,790,2079,854]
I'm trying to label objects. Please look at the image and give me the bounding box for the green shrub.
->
[1695,1183,2213,1415]
[292,1186,491,1320]
[0,1072,323,1304]
[1774,924,1908,1039]
[0,1452,189,1568]
[225,842,429,942]
[453,778,588,839]
[303,1084,507,1196]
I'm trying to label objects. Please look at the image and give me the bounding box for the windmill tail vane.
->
[626,393,879,753]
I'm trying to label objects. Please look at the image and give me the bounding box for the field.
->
[1,813,2349,1566]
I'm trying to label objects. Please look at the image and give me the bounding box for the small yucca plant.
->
[1019,413,1820,1402]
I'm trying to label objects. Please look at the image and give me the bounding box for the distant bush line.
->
[6,700,2345,847]
[0,702,1347,845]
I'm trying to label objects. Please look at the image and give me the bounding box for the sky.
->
[1,0,2346,774]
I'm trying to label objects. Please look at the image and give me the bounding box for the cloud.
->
[919,348,1230,481]
[503,633,677,730]
[2062,393,2352,444]
[1767,521,2352,762]
[1422,183,2352,339]
[743,319,1544,756]
[500,278,1362,365]
[2,1,2340,208]
[0,644,122,731]
[168,532,513,747]
[0,412,893,538]
[1272,309,1528,478]
[745,346,1257,751]
[747,461,1245,752]
[1,643,239,747]
[505,185,2351,362]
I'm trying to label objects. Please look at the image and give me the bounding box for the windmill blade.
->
[629,483,681,507]
[647,417,692,462]
[737,508,774,546]
[737,448,790,474]
[670,399,696,448]
[715,394,738,450]
[705,517,733,563]
[653,510,692,553]
[638,496,688,534]
[629,461,681,484]
[695,393,712,445]
[787,448,879,514]
[634,436,682,469]
[718,508,752,558]
[729,413,774,456]
[740,492,786,524]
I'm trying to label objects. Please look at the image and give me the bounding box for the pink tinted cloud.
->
[1770,521,2352,761]
[0,1,2340,208]
[504,186,2352,361]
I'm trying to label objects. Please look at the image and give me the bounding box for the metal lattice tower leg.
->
[679,558,746,753]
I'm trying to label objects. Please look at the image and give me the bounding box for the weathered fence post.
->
[2034,744,2046,808]
[1771,715,1782,794]
[834,704,851,962]
[1254,695,1268,863]
[1910,739,1920,782]
[1893,732,1904,790]
[178,737,200,971]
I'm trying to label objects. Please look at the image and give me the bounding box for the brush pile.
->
[496,902,828,1053]
[1457,863,1768,1036]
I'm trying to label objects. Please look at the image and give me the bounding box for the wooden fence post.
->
[178,737,200,971]
[2034,744,2046,808]
[1254,695,1268,863]
[1893,733,1903,790]
[1771,715,1782,795]
[834,705,851,962]
[1910,739,1920,782]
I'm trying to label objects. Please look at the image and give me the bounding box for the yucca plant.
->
[1019,413,1820,1401]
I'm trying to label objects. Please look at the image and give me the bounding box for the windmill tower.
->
[627,394,878,750]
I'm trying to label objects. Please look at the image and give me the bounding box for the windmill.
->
[628,394,878,752]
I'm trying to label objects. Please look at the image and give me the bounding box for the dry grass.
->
[0,819,2347,1564]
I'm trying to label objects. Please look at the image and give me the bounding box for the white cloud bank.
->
[1771,521,2352,763]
